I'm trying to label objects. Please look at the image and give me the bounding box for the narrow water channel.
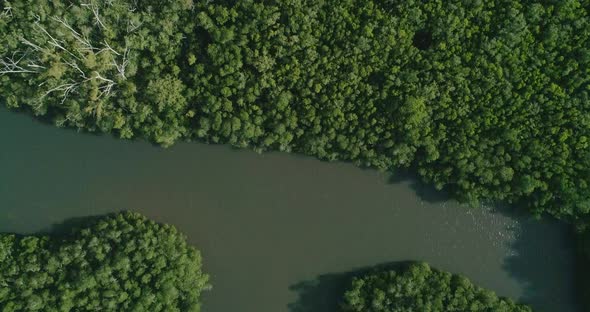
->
[0,109,577,312]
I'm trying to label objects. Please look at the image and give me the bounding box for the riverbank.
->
[0,109,578,311]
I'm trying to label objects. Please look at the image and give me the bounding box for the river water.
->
[0,108,578,311]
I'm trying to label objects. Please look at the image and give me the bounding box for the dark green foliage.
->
[342,263,531,312]
[0,212,210,312]
[0,0,195,146]
[1,0,589,224]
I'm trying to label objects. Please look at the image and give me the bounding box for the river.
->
[0,108,578,311]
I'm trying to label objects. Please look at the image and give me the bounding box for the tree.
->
[0,212,210,312]
[342,263,532,312]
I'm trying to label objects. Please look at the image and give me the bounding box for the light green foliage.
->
[0,0,194,143]
[1,0,589,224]
[343,263,532,312]
[0,212,210,312]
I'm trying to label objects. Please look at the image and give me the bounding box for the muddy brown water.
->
[0,108,577,311]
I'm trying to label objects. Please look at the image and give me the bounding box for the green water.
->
[0,109,577,311]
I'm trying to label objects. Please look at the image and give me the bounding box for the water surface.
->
[0,109,577,311]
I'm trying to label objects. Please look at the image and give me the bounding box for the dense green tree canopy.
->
[0,212,210,312]
[1,0,589,225]
[342,263,531,312]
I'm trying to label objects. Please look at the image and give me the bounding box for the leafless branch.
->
[102,40,121,56]
[0,52,39,75]
[1,5,12,18]
[91,71,117,98]
[33,23,82,61]
[93,71,115,84]
[51,16,94,51]
[98,82,115,98]
[126,19,142,33]
[81,2,107,29]
[63,59,86,78]
[27,61,46,70]
[3,7,125,103]
[41,81,80,104]
[112,46,129,78]
[20,38,42,52]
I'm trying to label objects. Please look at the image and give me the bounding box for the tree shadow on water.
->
[35,213,122,238]
[497,206,579,312]
[1,213,123,246]
[288,205,581,312]
[387,168,450,204]
[287,261,413,312]
[386,167,581,311]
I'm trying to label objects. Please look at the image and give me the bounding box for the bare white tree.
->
[51,16,95,52]
[0,51,40,75]
[112,45,130,78]
[3,0,137,103]
[63,59,87,79]
[41,81,80,104]
[33,23,82,61]
[81,1,107,29]
[21,38,43,52]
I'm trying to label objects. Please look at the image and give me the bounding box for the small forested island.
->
[343,263,532,312]
[0,212,210,311]
[0,212,531,312]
